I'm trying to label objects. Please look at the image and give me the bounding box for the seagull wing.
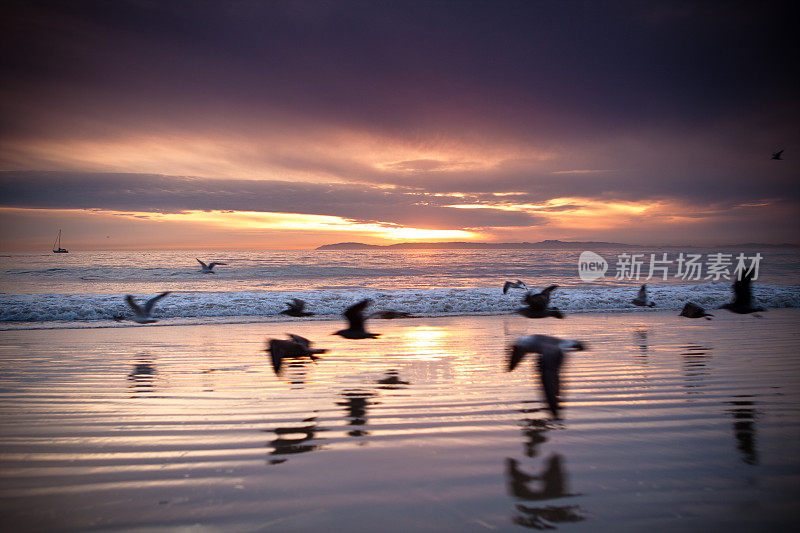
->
[538,344,564,417]
[196,258,207,269]
[125,295,144,317]
[208,262,226,269]
[637,285,647,300]
[503,281,512,294]
[524,291,548,312]
[732,273,753,307]
[287,334,311,348]
[268,339,289,375]
[143,291,171,314]
[344,299,370,330]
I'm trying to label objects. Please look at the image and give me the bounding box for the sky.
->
[1,0,797,250]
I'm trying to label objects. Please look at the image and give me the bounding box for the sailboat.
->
[52,229,69,253]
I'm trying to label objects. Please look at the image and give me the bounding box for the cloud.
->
[0,171,543,230]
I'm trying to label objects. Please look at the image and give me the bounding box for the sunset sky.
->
[1,0,797,250]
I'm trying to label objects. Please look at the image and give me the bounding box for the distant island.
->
[315,240,799,250]
[316,240,635,250]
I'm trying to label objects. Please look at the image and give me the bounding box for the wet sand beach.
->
[1,309,799,531]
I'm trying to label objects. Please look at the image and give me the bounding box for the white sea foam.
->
[1,283,797,327]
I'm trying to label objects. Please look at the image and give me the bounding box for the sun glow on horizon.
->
[109,209,480,241]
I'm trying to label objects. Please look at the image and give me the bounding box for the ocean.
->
[1,247,798,327]
[2,248,799,530]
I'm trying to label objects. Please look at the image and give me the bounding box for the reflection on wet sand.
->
[727,395,759,465]
[127,355,158,397]
[377,369,410,389]
[506,456,584,529]
[519,408,550,458]
[264,416,326,465]
[282,358,315,388]
[681,344,712,392]
[337,389,379,437]
[509,405,585,529]
[633,329,649,361]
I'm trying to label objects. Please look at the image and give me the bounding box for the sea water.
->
[0,247,798,327]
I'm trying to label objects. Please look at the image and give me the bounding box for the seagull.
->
[124,291,171,324]
[517,285,564,318]
[771,149,783,160]
[267,334,327,375]
[507,334,586,418]
[720,270,765,315]
[280,299,315,317]
[679,302,713,320]
[196,258,226,273]
[369,310,414,319]
[632,284,656,307]
[333,299,380,339]
[503,280,528,294]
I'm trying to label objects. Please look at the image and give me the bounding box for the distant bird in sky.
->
[280,298,315,317]
[517,285,564,318]
[771,149,784,160]
[125,291,171,323]
[333,299,380,339]
[507,334,586,418]
[503,279,528,294]
[679,302,713,320]
[267,334,327,375]
[720,271,764,315]
[631,284,655,307]
[196,258,226,273]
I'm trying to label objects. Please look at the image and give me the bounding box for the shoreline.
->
[0,305,791,332]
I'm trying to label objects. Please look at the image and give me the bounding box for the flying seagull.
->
[720,270,764,315]
[196,258,227,273]
[333,299,380,339]
[280,299,315,317]
[507,334,586,418]
[632,284,656,307]
[771,149,783,160]
[267,334,327,375]
[369,310,414,319]
[503,280,528,294]
[517,285,564,318]
[679,302,713,320]
[125,291,171,323]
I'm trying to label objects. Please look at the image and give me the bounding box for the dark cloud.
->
[0,171,543,229]
[1,0,796,145]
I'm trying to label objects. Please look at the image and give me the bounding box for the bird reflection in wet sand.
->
[127,355,157,396]
[508,335,586,419]
[506,456,584,529]
[633,329,649,361]
[681,345,711,392]
[263,416,326,465]
[519,413,551,458]
[337,389,378,437]
[377,369,410,389]
[727,395,760,465]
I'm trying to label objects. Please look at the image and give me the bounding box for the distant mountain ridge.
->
[316,240,635,250]
[315,240,799,250]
